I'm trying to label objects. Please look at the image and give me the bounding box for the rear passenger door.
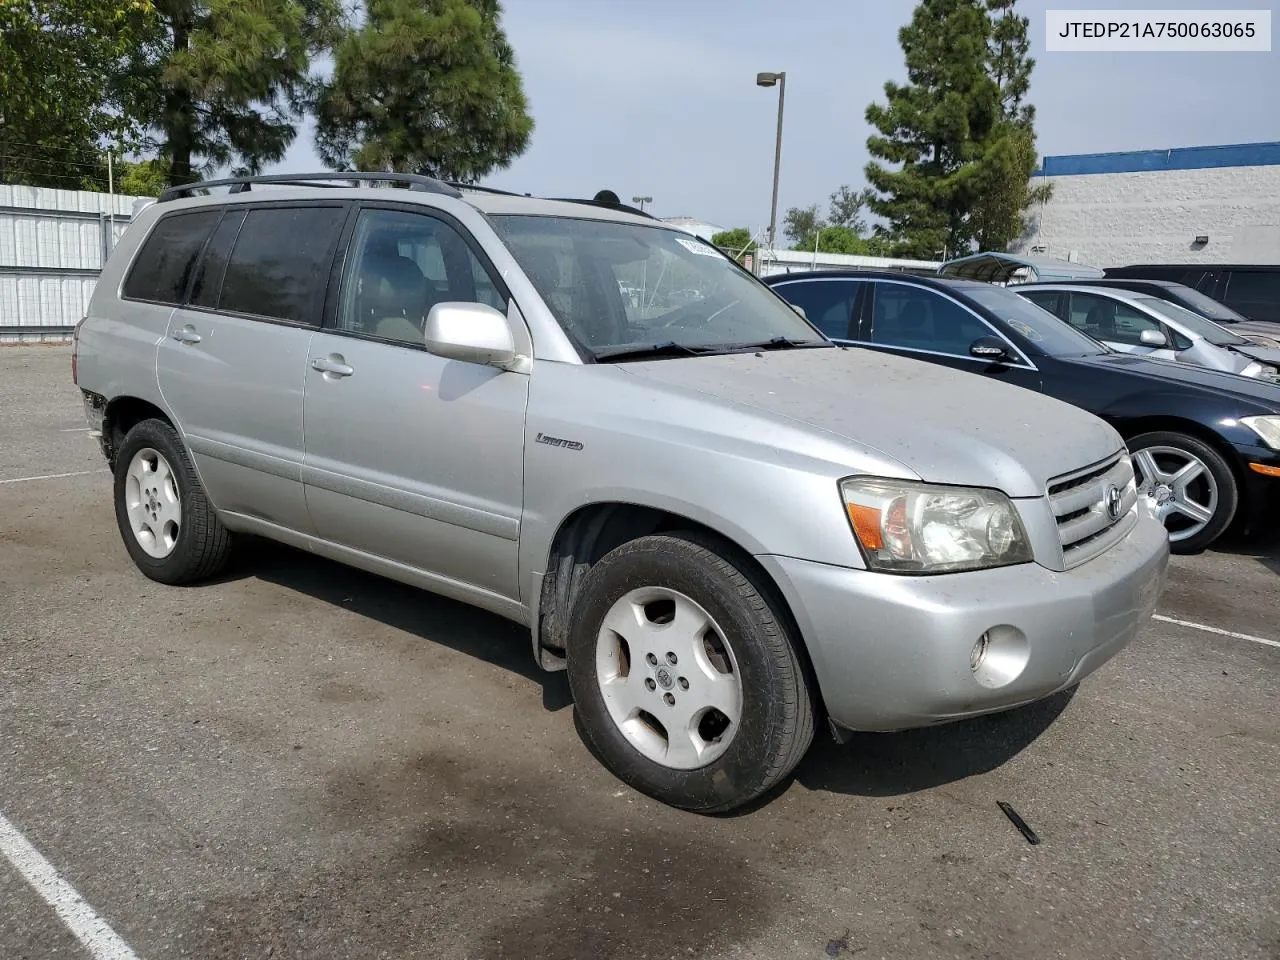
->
[156,202,348,533]
[300,204,528,600]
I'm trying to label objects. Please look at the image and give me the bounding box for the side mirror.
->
[969,336,1012,363]
[1139,328,1169,347]
[791,304,807,319]
[424,302,517,368]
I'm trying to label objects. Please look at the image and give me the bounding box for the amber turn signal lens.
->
[846,503,883,550]
[1248,462,1280,478]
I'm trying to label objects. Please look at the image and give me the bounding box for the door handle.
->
[311,357,354,378]
[171,327,202,344]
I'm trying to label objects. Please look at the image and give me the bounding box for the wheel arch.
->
[101,396,174,468]
[533,501,824,725]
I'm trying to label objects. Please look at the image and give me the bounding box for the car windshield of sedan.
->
[489,215,831,360]
[1137,297,1251,347]
[963,285,1108,357]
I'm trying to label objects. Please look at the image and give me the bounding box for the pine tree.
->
[986,0,1034,127]
[863,0,1000,259]
[315,0,533,182]
[152,0,343,185]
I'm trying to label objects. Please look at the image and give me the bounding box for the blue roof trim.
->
[1033,141,1280,177]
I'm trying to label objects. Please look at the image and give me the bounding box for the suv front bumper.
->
[758,506,1170,733]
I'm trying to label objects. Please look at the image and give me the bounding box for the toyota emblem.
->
[1103,483,1123,522]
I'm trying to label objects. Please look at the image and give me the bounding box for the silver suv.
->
[73,173,1170,813]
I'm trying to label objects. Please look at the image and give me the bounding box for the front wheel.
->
[1128,431,1238,554]
[565,532,814,813]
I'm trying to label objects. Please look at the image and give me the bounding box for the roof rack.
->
[446,181,532,198]
[156,172,463,203]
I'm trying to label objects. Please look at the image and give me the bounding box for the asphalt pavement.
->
[1,344,1277,960]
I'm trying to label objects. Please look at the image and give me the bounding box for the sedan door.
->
[1062,292,1180,360]
[859,281,1042,391]
[301,204,529,601]
[766,277,863,340]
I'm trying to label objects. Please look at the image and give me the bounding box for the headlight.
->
[1242,415,1280,451]
[840,477,1034,574]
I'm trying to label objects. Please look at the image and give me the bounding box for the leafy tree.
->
[316,0,533,182]
[826,185,874,233]
[792,225,870,256]
[118,157,171,196]
[711,227,757,263]
[0,0,156,189]
[782,205,822,246]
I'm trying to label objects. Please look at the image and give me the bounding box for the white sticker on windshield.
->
[674,236,722,258]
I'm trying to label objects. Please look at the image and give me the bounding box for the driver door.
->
[861,281,1042,391]
[1065,292,1179,359]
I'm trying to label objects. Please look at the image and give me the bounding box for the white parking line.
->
[0,468,106,485]
[1153,614,1280,650]
[0,812,141,960]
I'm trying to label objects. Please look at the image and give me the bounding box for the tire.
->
[112,417,234,584]
[1128,430,1238,554]
[565,532,814,813]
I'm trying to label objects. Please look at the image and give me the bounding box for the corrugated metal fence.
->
[0,185,147,340]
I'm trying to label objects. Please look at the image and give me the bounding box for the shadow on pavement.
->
[791,685,1076,800]
[219,537,573,712]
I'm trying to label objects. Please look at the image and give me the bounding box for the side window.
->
[1224,271,1280,305]
[868,283,992,356]
[189,209,246,309]
[1067,293,1163,346]
[1019,290,1062,317]
[218,206,346,324]
[122,210,221,304]
[336,208,506,345]
[772,280,860,339]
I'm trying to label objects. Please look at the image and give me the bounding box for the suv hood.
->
[616,347,1122,498]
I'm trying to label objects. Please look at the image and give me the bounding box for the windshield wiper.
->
[729,336,832,351]
[592,341,721,362]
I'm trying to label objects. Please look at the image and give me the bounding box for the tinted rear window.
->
[1226,271,1280,303]
[123,211,221,304]
[218,206,346,324]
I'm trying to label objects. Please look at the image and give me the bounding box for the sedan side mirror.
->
[424,302,517,368]
[1139,328,1169,347]
[969,336,1012,363]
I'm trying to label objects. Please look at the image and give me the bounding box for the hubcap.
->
[1131,446,1218,542]
[595,587,743,770]
[124,447,181,558]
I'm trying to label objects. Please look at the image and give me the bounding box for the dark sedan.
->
[765,270,1280,553]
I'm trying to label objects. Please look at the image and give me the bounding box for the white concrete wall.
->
[1013,165,1280,268]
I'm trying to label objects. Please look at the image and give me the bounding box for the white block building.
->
[1013,141,1280,269]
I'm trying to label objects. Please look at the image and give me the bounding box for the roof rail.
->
[548,196,658,220]
[156,171,463,203]
[446,181,531,198]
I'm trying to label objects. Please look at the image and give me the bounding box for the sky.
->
[268,0,1280,235]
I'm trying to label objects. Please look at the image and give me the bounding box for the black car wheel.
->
[1129,431,1238,554]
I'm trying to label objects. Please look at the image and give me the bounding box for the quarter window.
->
[336,209,506,346]
[218,206,346,325]
[869,284,993,356]
[772,280,861,339]
[122,211,221,305]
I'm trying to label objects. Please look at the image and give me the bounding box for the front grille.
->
[1047,452,1138,568]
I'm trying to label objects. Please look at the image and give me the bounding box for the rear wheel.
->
[565,532,814,813]
[1128,431,1237,554]
[113,418,234,583]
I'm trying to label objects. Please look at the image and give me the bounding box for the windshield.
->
[1135,297,1250,346]
[962,285,1107,356]
[1165,286,1249,324]
[489,215,828,358]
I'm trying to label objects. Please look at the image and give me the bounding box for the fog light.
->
[970,633,990,672]
[970,625,1030,689]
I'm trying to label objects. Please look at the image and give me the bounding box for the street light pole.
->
[756,71,786,260]
[632,195,652,213]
